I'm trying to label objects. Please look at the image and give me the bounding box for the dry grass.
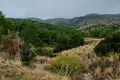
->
[55,38,102,70]
[58,38,102,56]
[1,38,120,80]
[0,58,70,80]
[0,53,70,80]
[0,38,101,80]
[52,38,120,80]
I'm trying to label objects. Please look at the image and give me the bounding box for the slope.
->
[0,38,102,80]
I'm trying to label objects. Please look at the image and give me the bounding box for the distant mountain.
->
[43,18,69,23]
[43,18,73,27]
[69,14,120,27]
[29,17,42,22]
[42,14,120,28]
[8,13,120,29]
[29,18,72,27]
[28,17,68,23]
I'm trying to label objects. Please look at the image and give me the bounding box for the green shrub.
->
[21,43,36,66]
[94,31,120,56]
[40,47,54,57]
[51,56,82,76]
[94,41,111,56]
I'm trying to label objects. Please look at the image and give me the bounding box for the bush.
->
[21,43,36,66]
[94,31,120,56]
[94,42,111,56]
[40,47,54,57]
[50,56,82,76]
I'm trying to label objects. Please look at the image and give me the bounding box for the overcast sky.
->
[0,0,120,19]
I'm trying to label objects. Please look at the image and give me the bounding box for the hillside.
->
[0,38,102,80]
[69,14,120,27]
[0,53,66,80]
[1,38,120,80]
[2,12,120,80]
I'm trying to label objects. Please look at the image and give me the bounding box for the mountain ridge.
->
[8,13,120,28]
[31,13,120,27]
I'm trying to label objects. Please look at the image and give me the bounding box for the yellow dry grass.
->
[0,52,70,80]
[58,38,103,57]
[0,56,70,80]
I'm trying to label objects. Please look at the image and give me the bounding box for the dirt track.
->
[58,38,103,57]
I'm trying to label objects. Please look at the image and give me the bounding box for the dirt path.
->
[58,38,103,57]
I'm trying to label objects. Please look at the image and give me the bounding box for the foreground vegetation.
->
[1,11,120,80]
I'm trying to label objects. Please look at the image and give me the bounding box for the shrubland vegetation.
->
[0,11,84,65]
[1,11,120,80]
[94,31,120,56]
[51,56,82,76]
[14,17,85,53]
[82,24,119,38]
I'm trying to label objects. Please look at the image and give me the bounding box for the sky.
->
[0,0,120,19]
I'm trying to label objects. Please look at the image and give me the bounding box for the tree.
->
[0,11,5,26]
[21,42,36,66]
[19,19,37,43]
